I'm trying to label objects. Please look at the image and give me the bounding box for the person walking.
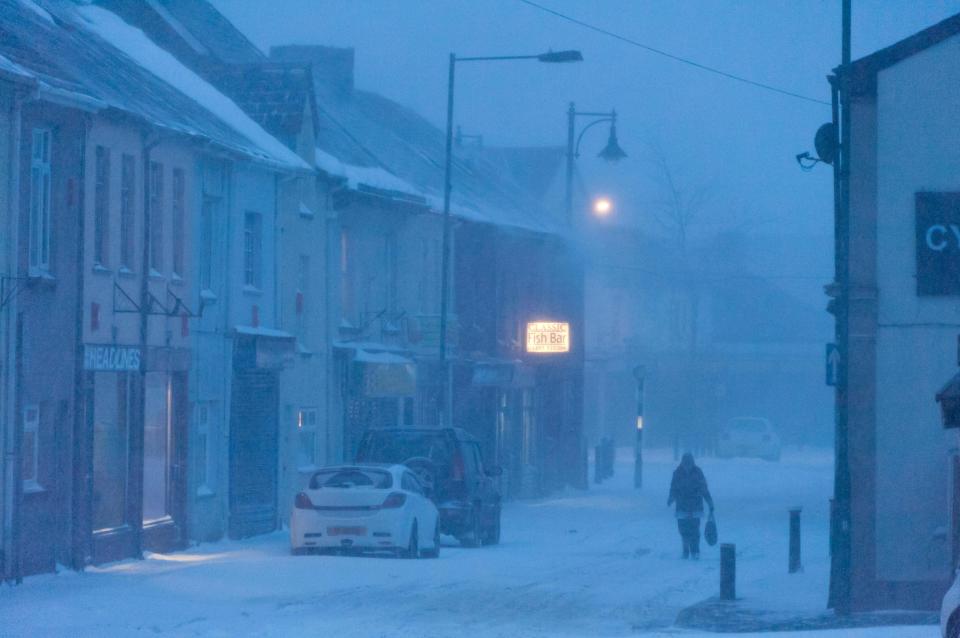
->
[667,452,714,559]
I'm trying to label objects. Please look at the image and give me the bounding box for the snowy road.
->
[0,449,938,637]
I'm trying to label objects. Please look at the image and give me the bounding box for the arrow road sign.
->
[826,343,840,387]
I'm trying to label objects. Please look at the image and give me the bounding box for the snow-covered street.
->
[0,449,937,637]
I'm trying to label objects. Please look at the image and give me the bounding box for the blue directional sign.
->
[826,343,840,387]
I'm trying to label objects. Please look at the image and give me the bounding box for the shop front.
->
[339,346,416,460]
[80,344,189,565]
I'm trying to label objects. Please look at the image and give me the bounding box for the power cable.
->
[516,0,831,107]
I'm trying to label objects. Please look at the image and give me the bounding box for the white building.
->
[842,13,960,610]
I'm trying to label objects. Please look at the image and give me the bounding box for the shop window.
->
[148,161,164,275]
[21,405,40,490]
[243,211,262,289]
[94,145,110,267]
[119,154,135,271]
[297,408,318,469]
[29,128,52,274]
[143,372,171,523]
[93,374,129,530]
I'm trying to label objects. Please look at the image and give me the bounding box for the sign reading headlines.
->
[526,321,570,354]
[916,192,960,295]
[83,345,142,372]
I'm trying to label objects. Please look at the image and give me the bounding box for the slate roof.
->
[0,0,302,169]
[305,81,564,235]
[151,0,265,64]
[845,11,960,96]
[214,63,318,142]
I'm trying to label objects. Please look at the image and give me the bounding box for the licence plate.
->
[327,526,367,536]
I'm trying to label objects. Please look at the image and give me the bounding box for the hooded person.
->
[667,452,714,559]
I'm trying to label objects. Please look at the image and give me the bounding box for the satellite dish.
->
[814,123,837,165]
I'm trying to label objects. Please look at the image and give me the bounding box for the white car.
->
[716,417,781,462]
[942,569,960,637]
[290,464,440,558]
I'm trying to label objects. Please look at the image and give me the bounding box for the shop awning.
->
[234,325,295,370]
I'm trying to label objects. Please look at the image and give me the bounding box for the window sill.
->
[148,269,165,281]
[200,289,218,303]
[170,273,184,286]
[118,266,136,278]
[22,481,45,495]
[242,285,262,297]
[92,264,112,275]
[27,267,55,282]
[195,485,216,499]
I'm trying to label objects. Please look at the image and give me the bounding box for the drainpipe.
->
[2,89,23,583]
[71,115,90,570]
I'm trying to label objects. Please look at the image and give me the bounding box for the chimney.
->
[270,45,354,96]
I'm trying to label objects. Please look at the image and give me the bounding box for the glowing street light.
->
[592,196,613,217]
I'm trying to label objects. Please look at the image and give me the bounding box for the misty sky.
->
[214,1,960,304]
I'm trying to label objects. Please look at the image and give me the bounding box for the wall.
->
[871,34,960,586]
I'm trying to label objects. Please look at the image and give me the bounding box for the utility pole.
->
[828,0,852,615]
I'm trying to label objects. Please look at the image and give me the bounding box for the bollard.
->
[720,543,736,600]
[789,507,802,573]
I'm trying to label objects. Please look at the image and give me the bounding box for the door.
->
[229,368,279,538]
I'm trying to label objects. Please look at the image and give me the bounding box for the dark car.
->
[355,427,501,547]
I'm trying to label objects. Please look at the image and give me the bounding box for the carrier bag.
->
[704,512,718,547]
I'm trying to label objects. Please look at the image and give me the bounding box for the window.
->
[94,146,110,267]
[22,405,40,489]
[297,408,318,468]
[148,161,163,274]
[93,374,130,530]
[297,254,310,340]
[385,234,398,313]
[200,198,216,290]
[143,372,171,523]
[120,154,135,270]
[340,229,352,320]
[29,129,52,273]
[172,168,185,278]
[196,402,216,494]
[243,211,262,288]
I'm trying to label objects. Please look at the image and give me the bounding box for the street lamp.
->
[438,49,583,427]
[592,196,613,218]
[564,104,627,226]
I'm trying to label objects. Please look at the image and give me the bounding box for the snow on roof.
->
[314,147,422,197]
[75,5,308,171]
[234,325,294,339]
[17,0,52,23]
[0,52,36,81]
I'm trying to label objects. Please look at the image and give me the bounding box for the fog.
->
[4,1,960,634]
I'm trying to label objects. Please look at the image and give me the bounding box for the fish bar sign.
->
[83,344,142,371]
[917,192,960,295]
[526,321,570,354]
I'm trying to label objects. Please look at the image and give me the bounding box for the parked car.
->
[943,568,960,637]
[290,464,440,558]
[355,427,501,547]
[716,417,781,461]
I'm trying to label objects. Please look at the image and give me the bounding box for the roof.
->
[149,0,265,64]
[0,0,305,169]
[309,83,563,235]
[215,63,318,142]
[845,12,960,96]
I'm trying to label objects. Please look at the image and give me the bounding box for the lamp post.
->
[563,103,627,226]
[437,49,582,427]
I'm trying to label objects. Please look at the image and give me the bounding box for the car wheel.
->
[421,522,441,558]
[459,506,483,548]
[482,507,501,546]
[949,611,960,638]
[402,521,419,559]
